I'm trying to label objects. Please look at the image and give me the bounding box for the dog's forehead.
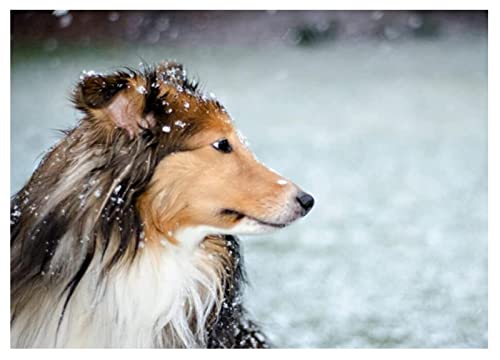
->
[159,83,233,129]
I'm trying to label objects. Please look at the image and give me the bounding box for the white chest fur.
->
[12,230,225,348]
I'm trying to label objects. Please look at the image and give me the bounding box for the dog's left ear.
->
[72,72,155,137]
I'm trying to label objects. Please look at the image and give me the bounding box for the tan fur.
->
[137,116,291,247]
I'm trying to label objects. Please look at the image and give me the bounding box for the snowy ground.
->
[11,34,487,348]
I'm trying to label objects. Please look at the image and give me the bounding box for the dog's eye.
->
[212,139,232,153]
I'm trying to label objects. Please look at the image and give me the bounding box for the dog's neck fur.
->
[11,230,227,348]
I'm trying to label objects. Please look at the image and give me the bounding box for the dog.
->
[10,61,314,348]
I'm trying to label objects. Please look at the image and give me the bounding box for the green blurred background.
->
[11,10,487,348]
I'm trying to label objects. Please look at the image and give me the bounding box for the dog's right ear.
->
[72,72,154,137]
[73,72,130,111]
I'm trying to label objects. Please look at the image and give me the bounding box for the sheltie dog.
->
[10,61,314,348]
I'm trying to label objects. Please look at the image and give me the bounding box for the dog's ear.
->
[72,72,155,137]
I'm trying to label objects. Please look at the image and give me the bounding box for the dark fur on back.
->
[11,62,268,348]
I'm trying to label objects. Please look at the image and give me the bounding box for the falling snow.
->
[136,85,147,94]
[52,10,69,17]
[160,239,169,247]
[174,120,187,128]
[79,70,100,80]
[108,11,120,22]
[236,130,250,148]
[58,14,73,28]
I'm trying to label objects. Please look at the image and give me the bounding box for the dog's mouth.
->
[220,209,289,228]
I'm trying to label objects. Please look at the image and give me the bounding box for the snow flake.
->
[160,239,169,247]
[277,179,288,186]
[162,125,171,133]
[136,85,147,94]
[79,70,99,80]
[174,120,187,128]
[58,13,73,28]
[108,11,120,22]
[236,130,250,147]
[52,10,69,17]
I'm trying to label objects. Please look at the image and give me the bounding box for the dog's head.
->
[73,62,314,246]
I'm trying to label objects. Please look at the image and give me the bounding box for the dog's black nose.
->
[296,191,314,215]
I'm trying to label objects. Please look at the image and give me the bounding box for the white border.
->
[2,1,496,359]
